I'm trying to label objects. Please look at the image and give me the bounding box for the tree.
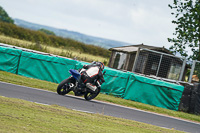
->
[168,0,200,60]
[38,28,55,36]
[0,6,14,24]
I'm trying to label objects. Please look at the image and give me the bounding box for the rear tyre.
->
[57,77,74,95]
[84,88,100,101]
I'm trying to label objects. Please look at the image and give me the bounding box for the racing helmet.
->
[91,61,97,64]
[97,62,104,71]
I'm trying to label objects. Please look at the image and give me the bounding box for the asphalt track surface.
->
[0,81,200,133]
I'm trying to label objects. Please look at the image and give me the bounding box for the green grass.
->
[0,70,200,123]
[0,35,109,64]
[0,96,183,133]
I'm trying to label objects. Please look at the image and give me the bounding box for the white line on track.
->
[34,102,50,106]
[72,109,95,114]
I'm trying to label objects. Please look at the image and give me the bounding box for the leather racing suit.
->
[81,64,105,92]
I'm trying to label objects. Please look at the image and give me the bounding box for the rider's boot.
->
[86,83,98,93]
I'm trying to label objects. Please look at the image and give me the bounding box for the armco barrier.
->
[0,45,184,110]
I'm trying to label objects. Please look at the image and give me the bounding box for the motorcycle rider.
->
[80,62,105,93]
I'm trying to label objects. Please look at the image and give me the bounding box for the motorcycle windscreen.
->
[69,69,81,80]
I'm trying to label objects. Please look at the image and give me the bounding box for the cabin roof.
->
[109,44,171,54]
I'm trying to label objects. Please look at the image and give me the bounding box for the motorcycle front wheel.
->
[84,88,100,101]
[57,77,75,95]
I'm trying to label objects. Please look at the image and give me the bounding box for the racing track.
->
[0,81,200,133]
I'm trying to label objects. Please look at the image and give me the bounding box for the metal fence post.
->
[132,47,141,72]
[188,60,196,83]
[179,57,186,81]
[156,54,163,77]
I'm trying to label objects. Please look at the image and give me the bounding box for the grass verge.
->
[0,70,200,123]
[0,96,183,133]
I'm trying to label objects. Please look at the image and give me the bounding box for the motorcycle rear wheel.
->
[57,77,74,95]
[84,88,100,101]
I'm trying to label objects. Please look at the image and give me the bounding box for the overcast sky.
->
[0,0,175,49]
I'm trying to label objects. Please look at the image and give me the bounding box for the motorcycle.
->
[57,69,105,100]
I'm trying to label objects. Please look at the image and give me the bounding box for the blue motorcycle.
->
[57,69,105,100]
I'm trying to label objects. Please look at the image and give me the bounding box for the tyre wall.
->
[179,85,193,112]
[189,83,200,114]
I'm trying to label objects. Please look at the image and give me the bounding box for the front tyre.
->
[57,77,74,95]
[84,88,100,101]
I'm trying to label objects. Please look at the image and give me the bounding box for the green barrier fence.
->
[124,73,184,110]
[0,46,22,74]
[18,51,77,83]
[0,45,184,110]
[101,67,130,97]
[75,61,90,70]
